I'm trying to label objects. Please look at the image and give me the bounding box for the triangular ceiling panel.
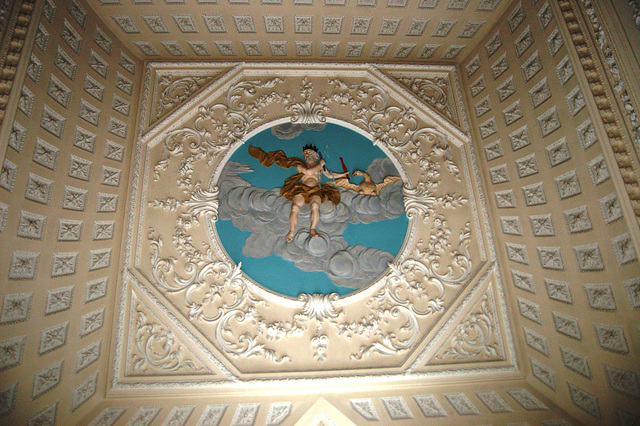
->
[122,286,230,382]
[148,66,231,127]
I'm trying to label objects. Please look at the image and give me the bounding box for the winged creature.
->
[333,170,402,196]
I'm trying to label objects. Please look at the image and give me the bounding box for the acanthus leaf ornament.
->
[132,304,204,373]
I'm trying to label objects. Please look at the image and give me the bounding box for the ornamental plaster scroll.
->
[430,284,504,364]
[128,295,210,376]
[389,74,459,127]
[142,71,480,373]
[150,69,228,126]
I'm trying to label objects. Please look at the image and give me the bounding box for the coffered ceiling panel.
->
[89,0,509,62]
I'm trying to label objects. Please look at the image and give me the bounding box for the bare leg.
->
[309,196,321,237]
[286,195,304,242]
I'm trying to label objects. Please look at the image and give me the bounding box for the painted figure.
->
[248,144,349,242]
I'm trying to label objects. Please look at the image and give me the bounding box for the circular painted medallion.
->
[216,122,408,297]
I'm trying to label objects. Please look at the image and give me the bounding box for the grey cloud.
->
[270,122,326,140]
[217,161,404,289]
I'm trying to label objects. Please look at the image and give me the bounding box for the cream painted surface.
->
[0,0,638,425]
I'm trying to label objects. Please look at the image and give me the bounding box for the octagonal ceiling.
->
[89,0,508,62]
[114,62,517,389]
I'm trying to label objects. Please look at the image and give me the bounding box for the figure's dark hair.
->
[302,144,319,153]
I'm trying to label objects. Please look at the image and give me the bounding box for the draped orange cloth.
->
[248,145,341,205]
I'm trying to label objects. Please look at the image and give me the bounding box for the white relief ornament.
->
[132,304,204,373]
[516,153,538,178]
[491,53,509,80]
[517,297,542,324]
[145,72,475,369]
[530,357,556,390]
[9,121,26,153]
[27,54,42,83]
[604,364,640,399]
[465,55,480,77]
[90,407,126,426]
[350,399,379,421]
[545,28,564,58]
[94,27,112,54]
[80,307,105,336]
[413,394,447,417]
[563,205,592,233]
[231,403,260,426]
[266,402,292,425]
[523,326,548,355]
[484,140,503,161]
[0,336,25,371]
[511,269,534,293]
[568,382,600,418]
[84,75,104,102]
[76,339,101,372]
[442,45,465,59]
[382,396,413,419]
[44,286,73,315]
[552,312,582,340]
[529,77,551,108]
[39,322,68,354]
[522,50,543,82]
[51,252,78,277]
[600,192,623,224]
[445,392,480,415]
[435,291,501,361]
[96,192,117,210]
[197,405,227,426]
[33,360,63,399]
[61,19,82,53]
[459,20,484,38]
[71,371,98,412]
[560,345,591,378]
[556,55,574,86]
[538,2,553,29]
[470,74,486,98]
[545,278,572,304]
[85,277,108,303]
[164,405,195,425]
[62,185,87,211]
[17,210,46,239]
[507,388,547,410]
[530,214,554,237]
[0,160,17,192]
[33,137,59,170]
[155,75,210,119]
[500,216,522,235]
[514,26,534,57]
[611,233,637,266]
[476,390,513,413]
[583,283,616,310]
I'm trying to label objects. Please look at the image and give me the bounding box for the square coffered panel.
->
[89,0,511,62]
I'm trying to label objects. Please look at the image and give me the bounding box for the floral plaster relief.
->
[120,64,502,383]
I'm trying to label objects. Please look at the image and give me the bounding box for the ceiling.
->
[90,0,508,63]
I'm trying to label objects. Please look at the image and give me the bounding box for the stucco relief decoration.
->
[132,65,485,377]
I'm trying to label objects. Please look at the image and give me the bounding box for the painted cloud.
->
[217,158,405,289]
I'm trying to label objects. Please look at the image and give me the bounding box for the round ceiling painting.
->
[215,122,408,297]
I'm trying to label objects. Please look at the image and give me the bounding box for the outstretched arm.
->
[322,167,349,180]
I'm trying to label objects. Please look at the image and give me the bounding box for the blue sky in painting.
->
[216,123,408,297]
